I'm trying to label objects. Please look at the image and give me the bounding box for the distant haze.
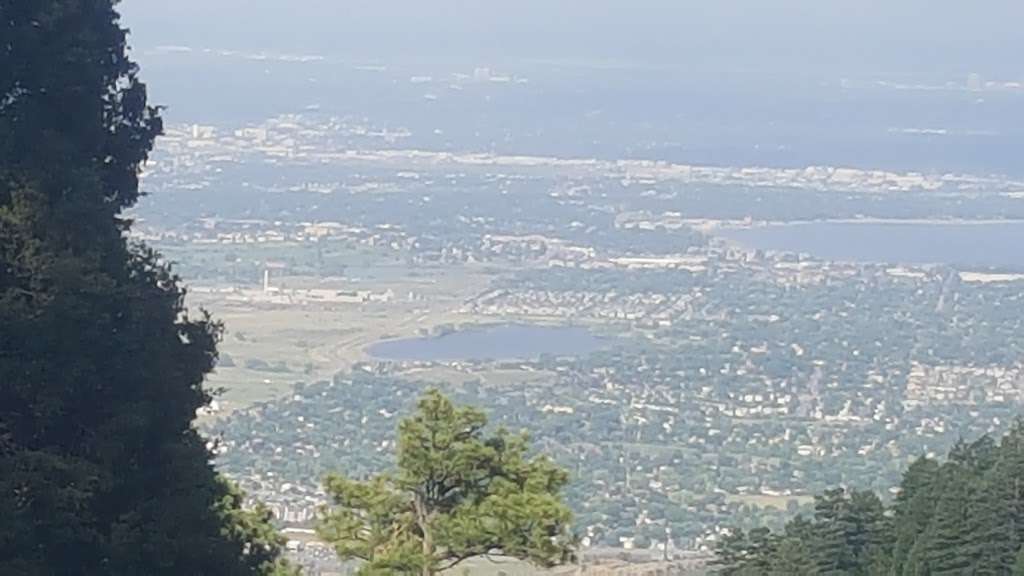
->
[121,0,1024,80]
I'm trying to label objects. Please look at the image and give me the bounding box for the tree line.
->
[716,424,1024,575]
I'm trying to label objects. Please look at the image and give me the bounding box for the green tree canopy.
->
[318,390,576,576]
[716,423,1024,576]
[0,1,292,573]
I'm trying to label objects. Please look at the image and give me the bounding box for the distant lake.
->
[719,221,1024,270]
[368,324,606,362]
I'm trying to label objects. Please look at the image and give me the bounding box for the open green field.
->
[186,257,503,414]
[395,365,557,389]
[724,493,814,510]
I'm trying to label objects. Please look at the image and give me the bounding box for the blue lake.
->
[368,324,605,361]
[719,222,1024,270]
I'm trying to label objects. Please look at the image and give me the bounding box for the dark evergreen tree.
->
[889,456,940,576]
[913,439,995,575]
[0,1,293,574]
[1013,547,1024,576]
[764,516,818,576]
[968,428,1024,576]
[713,528,760,576]
[716,428,1024,576]
[813,489,854,576]
[846,490,890,574]
[810,488,887,576]
[767,537,816,576]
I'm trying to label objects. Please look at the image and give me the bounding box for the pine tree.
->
[713,529,758,576]
[744,527,781,575]
[915,440,992,575]
[716,428,1024,576]
[969,427,1024,575]
[318,390,576,576]
[813,488,855,576]
[767,537,817,576]
[1013,546,1024,576]
[889,457,940,576]
[0,2,291,574]
[906,469,969,575]
[847,490,889,574]
[965,472,1013,575]
[808,488,887,576]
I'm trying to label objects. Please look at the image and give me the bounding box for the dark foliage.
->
[716,424,1024,576]
[0,1,292,574]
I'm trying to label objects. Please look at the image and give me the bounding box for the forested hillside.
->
[716,425,1024,575]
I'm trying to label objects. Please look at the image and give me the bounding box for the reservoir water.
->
[368,324,605,362]
[719,221,1024,270]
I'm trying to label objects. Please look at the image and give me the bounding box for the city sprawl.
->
[128,105,1024,571]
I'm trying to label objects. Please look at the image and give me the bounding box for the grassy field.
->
[188,262,500,415]
[395,365,556,389]
[724,493,814,510]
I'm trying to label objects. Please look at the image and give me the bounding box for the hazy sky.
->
[120,1,1024,79]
